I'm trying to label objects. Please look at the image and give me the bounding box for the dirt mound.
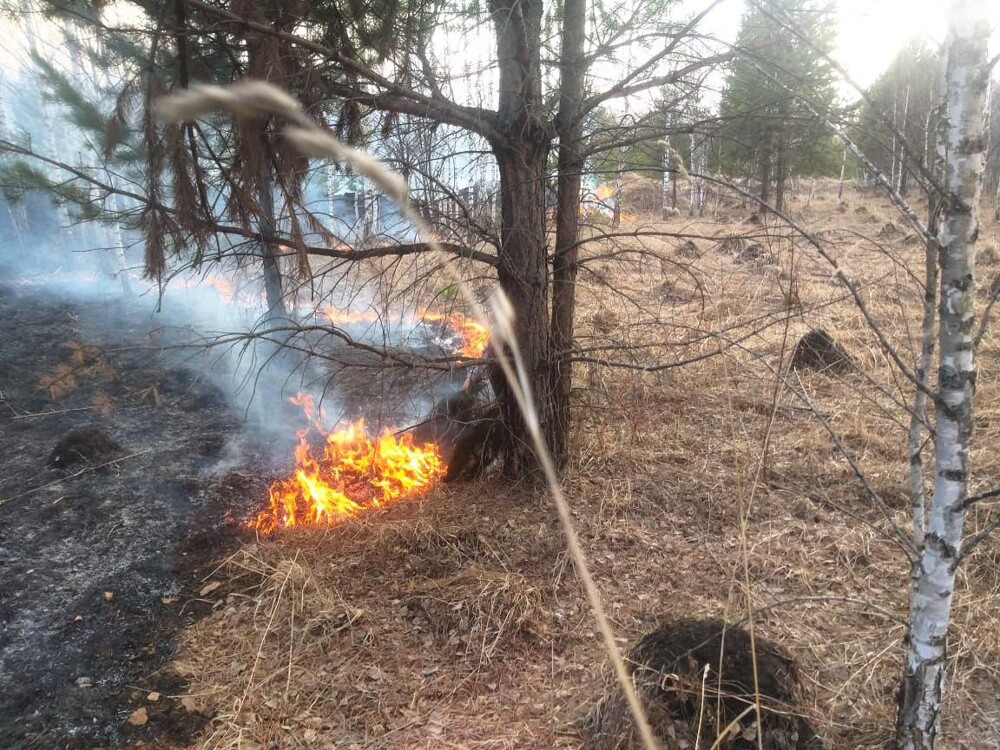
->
[582,618,820,749]
[876,221,901,240]
[715,235,747,255]
[677,239,701,259]
[48,425,123,469]
[791,329,853,373]
[736,243,773,266]
[620,174,662,215]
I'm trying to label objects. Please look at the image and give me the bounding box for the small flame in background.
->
[172,275,269,306]
[320,306,490,359]
[415,309,490,358]
[247,393,446,534]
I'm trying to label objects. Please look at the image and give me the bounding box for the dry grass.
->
[165,182,1000,749]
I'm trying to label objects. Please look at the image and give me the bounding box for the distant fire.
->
[173,275,267,306]
[248,393,445,534]
[319,308,381,326]
[319,306,490,359]
[416,309,490,358]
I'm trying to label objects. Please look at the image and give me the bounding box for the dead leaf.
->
[92,391,115,416]
[147,692,160,702]
[127,707,148,726]
[199,582,221,597]
[161,595,179,605]
[180,696,202,713]
[103,591,115,602]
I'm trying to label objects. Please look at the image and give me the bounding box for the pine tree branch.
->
[581,54,731,119]
[0,138,497,267]
[576,0,727,121]
[178,0,504,143]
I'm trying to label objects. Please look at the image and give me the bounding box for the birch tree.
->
[894,1,991,746]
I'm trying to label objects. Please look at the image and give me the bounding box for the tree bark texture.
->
[258,161,287,318]
[549,0,587,469]
[489,0,556,476]
[895,2,989,747]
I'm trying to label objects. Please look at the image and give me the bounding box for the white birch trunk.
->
[896,79,911,194]
[326,166,337,225]
[689,135,707,217]
[895,2,990,747]
[891,87,899,190]
[661,142,675,219]
[611,149,624,228]
[837,148,847,200]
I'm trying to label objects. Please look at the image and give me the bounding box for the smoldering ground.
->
[0,244,470,747]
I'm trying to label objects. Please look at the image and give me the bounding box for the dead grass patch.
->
[167,186,1000,749]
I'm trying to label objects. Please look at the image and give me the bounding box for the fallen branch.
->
[0,449,154,507]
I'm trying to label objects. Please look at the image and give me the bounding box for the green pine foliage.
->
[716,0,841,208]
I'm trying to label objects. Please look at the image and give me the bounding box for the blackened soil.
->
[0,283,277,749]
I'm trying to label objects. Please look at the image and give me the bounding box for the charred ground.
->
[0,281,279,749]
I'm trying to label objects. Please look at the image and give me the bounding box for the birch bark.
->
[895,2,990,747]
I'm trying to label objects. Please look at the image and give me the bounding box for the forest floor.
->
[5,184,1000,749]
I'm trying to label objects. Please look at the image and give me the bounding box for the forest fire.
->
[247,394,445,534]
[416,309,490,358]
[320,306,490,359]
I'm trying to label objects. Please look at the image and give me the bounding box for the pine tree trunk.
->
[550,0,586,469]
[495,142,553,476]
[775,137,787,213]
[894,2,989,746]
[258,164,286,318]
[758,147,772,211]
[489,0,555,477]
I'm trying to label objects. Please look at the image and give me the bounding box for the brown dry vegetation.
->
[161,181,1000,749]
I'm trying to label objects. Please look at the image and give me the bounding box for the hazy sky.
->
[704,0,999,92]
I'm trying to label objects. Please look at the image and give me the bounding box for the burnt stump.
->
[48,425,123,470]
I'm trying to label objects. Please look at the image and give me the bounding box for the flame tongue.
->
[416,309,490,358]
[248,397,445,534]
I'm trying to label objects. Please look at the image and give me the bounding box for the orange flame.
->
[318,307,489,359]
[320,308,382,326]
[417,309,490,358]
[174,275,268,306]
[247,394,445,534]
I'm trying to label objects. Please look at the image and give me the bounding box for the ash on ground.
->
[0,282,276,749]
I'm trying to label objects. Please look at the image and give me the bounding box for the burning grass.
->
[164,184,1000,749]
[247,393,446,534]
